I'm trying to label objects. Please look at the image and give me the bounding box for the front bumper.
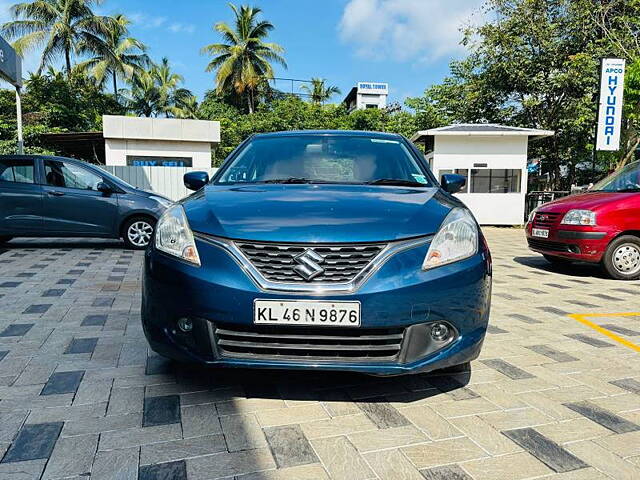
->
[142,237,492,375]
[526,223,614,262]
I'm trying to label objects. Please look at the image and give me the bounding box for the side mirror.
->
[96,182,112,194]
[184,171,210,191]
[441,174,466,194]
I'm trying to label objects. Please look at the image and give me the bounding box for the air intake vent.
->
[213,323,405,361]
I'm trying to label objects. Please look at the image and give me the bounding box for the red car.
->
[526,160,640,280]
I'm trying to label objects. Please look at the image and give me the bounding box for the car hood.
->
[182,184,456,243]
[539,191,634,212]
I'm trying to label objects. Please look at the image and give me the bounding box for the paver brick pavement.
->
[0,230,639,479]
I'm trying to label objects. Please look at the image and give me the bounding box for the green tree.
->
[201,3,286,113]
[1,0,111,76]
[407,0,640,188]
[122,58,193,118]
[300,78,341,104]
[77,14,149,101]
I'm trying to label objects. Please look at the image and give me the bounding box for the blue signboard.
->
[0,34,22,87]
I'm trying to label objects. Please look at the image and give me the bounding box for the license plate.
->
[254,300,361,327]
[532,228,549,238]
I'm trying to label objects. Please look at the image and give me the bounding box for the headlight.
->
[423,208,478,270]
[561,209,596,226]
[149,195,173,209]
[527,207,538,223]
[155,205,201,266]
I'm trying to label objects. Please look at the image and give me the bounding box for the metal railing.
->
[525,191,571,221]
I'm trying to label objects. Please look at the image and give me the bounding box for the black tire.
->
[0,236,13,244]
[602,235,640,280]
[543,254,572,266]
[121,216,156,250]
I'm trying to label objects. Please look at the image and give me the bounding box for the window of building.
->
[469,169,521,193]
[439,169,469,193]
[0,158,35,184]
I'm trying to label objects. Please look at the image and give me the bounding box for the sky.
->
[0,0,486,104]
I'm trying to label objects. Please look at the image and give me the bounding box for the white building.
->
[103,115,221,168]
[343,82,388,112]
[411,124,554,225]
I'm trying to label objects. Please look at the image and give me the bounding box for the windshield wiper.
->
[366,178,427,187]
[616,187,640,192]
[261,177,315,184]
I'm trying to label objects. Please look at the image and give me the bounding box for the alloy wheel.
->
[127,221,153,247]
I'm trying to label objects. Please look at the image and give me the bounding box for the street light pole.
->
[15,86,23,154]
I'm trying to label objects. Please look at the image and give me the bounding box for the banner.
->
[596,58,626,151]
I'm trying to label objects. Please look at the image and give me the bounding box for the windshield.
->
[215,135,432,186]
[592,160,640,192]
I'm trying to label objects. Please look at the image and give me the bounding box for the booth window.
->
[439,169,469,193]
[470,169,521,193]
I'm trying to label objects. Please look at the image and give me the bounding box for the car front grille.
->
[235,242,387,283]
[527,238,573,253]
[213,323,405,361]
[533,212,562,228]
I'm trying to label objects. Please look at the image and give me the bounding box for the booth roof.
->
[411,123,554,142]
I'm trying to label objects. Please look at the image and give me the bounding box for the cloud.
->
[129,12,167,29]
[338,0,485,63]
[168,23,196,34]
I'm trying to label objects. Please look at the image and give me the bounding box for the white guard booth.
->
[411,124,554,225]
[103,115,220,168]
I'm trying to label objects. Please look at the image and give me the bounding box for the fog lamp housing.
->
[177,317,193,333]
[431,323,452,342]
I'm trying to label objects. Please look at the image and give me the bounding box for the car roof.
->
[252,130,404,139]
[0,154,79,162]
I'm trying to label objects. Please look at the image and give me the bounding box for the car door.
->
[0,157,43,235]
[41,159,118,236]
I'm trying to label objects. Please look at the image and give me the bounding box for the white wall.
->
[102,166,218,201]
[433,136,529,225]
[105,138,213,168]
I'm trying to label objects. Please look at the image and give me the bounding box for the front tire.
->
[602,235,640,280]
[122,217,156,250]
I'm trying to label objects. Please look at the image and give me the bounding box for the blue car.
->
[142,131,492,375]
[0,155,172,249]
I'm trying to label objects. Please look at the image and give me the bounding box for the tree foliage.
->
[201,3,286,113]
[1,0,113,75]
[407,0,640,188]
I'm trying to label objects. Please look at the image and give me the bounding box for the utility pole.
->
[15,86,23,154]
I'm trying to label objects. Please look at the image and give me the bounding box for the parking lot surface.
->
[0,228,639,480]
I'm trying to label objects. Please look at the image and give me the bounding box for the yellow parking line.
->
[568,313,640,353]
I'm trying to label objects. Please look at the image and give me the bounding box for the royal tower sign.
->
[596,58,626,151]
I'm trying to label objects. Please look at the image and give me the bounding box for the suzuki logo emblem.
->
[293,249,325,281]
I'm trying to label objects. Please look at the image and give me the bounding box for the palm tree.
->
[124,69,158,117]
[1,0,111,76]
[123,58,194,118]
[174,95,199,119]
[301,78,341,104]
[77,14,149,102]
[201,3,286,113]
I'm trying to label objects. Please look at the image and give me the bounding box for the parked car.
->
[526,159,640,280]
[142,131,492,375]
[0,155,172,249]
